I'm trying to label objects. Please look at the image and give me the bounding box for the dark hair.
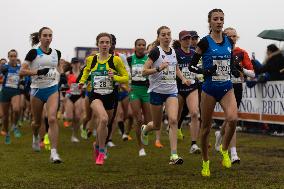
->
[267,44,279,53]
[110,34,116,45]
[134,38,146,46]
[8,49,18,57]
[208,9,224,33]
[96,32,112,46]
[30,27,51,47]
[172,40,181,50]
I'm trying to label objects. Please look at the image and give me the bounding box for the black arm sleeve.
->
[126,56,132,68]
[148,47,160,62]
[56,50,61,61]
[24,49,37,62]
[197,37,209,53]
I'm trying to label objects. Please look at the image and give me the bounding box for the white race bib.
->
[161,65,176,84]
[70,83,81,95]
[5,73,19,88]
[132,64,146,81]
[182,67,196,80]
[93,75,113,95]
[212,59,230,81]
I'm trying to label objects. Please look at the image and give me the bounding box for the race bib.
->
[132,64,146,81]
[70,83,81,95]
[5,73,20,88]
[182,67,196,80]
[92,75,113,95]
[161,65,176,84]
[212,59,230,81]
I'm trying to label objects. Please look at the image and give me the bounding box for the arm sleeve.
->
[242,50,253,70]
[148,47,160,63]
[24,49,37,62]
[79,56,93,84]
[197,37,209,53]
[113,56,129,83]
[56,50,61,61]
[126,56,132,68]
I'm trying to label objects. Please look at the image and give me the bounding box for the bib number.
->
[212,59,230,81]
[6,73,19,88]
[161,65,176,84]
[92,75,113,94]
[70,83,81,95]
[132,64,146,81]
[182,67,196,80]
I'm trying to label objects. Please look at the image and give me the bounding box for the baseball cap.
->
[71,57,79,64]
[179,30,191,40]
[189,31,199,38]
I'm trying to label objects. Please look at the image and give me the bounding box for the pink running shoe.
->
[96,153,105,165]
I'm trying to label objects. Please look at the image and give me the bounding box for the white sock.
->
[230,147,237,156]
[51,148,57,155]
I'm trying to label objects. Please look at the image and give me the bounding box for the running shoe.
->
[177,128,184,140]
[189,144,201,154]
[63,121,71,128]
[80,126,88,140]
[122,134,128,141]
[169,154,183,165]
[107,141,116,147]
[32,135,41,152]
[139,148,146,157]
[140,125,148,145]
[127,135,133,141]
[1,130,7,136]
[44,134,51,151]
[13,127,22,138]
[201,160,210,177]
[5,134,11,144]
[220,145,231,168]
[71,136,80,143]
[155,140,163,148]
[96,153,105,165]
[215,130,222,152]
[50,152,62,164]
[231,154,241,164]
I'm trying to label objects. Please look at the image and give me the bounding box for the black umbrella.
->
[257,29,284,41]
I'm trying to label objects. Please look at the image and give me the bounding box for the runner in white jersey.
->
[141,26,188,165]
[20,27,62,163]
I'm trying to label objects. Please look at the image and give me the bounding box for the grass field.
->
[0,124,283,189]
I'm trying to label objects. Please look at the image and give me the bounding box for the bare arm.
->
[142,58,168,76]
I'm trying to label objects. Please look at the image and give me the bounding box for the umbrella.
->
[258,29,284,41]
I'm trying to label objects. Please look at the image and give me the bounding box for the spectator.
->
[252,44,284,81]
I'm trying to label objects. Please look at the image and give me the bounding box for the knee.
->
[99,115,108,126]
[226,114,238,123]
[190,111,199,120]
[48,116,57,125]
[168,117,178,127]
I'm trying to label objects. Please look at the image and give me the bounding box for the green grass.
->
[0,124,283,189]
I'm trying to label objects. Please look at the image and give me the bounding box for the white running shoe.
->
[189,144,201,154]
[50,151,62,164]
[32,135,41,152]
[139,148,146,157]
[71,136,80,143]
[215,131,222,152]
[122,134,128,141]
[107,141,116,147]
[231,154,240,164]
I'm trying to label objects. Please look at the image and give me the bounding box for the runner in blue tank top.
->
[0,49,22,144]
[188,9,240,177]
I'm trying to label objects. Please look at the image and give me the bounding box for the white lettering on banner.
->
[213,81,284,124]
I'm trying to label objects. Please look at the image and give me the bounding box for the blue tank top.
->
[202,35,232,85]
[2,63,21,89]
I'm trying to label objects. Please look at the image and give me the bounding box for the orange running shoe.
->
[63,121,71,128]
[127,135,133,141]
[1,130,7,136]
[155,140,164,148]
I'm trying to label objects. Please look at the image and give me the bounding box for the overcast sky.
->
[1,0,283,62]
